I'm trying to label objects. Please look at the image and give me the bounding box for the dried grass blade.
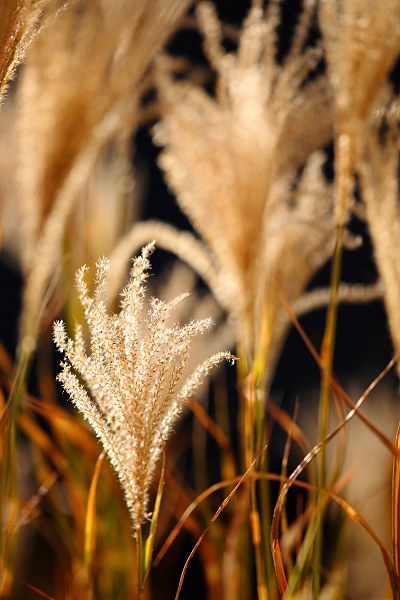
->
[331,494,399,597]
[18,410,87,540]
[84,451,105,596]
[154,477,239,567]
[258,470,398,598]
[0,342,13,377]
[270,357,397,597]
[267,401,313,485]
[188,398,236,479]
[274,283,398,454]
[393,423,400,578]
[0,411,17,595]
[174,450,265,600]
[22,582,56,600]
[278,402,298,576]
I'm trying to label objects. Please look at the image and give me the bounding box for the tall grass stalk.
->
[313,132,352,597]
[393,424,400,584]
[312,224,344,597]
[237,300,278,600]
[84,451,105,600]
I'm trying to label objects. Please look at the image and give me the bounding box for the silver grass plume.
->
[153,1,335,361]
[319,0,400,225]
[359,103,400,374]
[17,0,190,274]
[16,0,190,354]
[0,0,48,107]
[53,243,235,531]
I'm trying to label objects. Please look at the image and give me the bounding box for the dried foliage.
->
[53,243,234,530]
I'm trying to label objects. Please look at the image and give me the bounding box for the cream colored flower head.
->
[53,242,235,531]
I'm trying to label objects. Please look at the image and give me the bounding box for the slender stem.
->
[312,225,344,599]
[136,526,144,600]
[239,301,277,600]
[238,334,269,600]
[313,131,352,598]
[318,225,344,488]
[247,373,269,600]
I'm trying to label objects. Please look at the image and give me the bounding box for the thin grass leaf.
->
[27,396,100,459]
[188,397,236,480]
[267,400,314,485]
[154,477,244,567]
[84,450,105,596]
[0,413,17,596]
[258,469,398,599]
[157,461,394,597]
[313,221,345,597]
[22,582,56,600]
[159,471,223,599]
[174,450,264,600]
[278,402,298,576]
[16,469,59,529]
[221,486,249,600]
[270,356,398,596]
[393,423,400,578]
[17,410,88,547]
[274,282,398,455]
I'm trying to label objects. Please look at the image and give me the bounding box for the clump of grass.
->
[53,242,234,531]
[1,0,400,598]
[53,242,235,595]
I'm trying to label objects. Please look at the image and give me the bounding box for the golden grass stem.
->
[137,526,145,600]
[313,131,350,597]
[84,451,105,599]
[237,345,269,600]
[393,423,400,579]
[313,223,344,598]
[247,369,270,600]
[238,300,278,600]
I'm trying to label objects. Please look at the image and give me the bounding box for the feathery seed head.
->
[0,0,47,106]
[320,0,400,140]
[53,243,235,531]
[154,2,334,355]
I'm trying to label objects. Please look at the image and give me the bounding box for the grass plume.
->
[53,242,235,531]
